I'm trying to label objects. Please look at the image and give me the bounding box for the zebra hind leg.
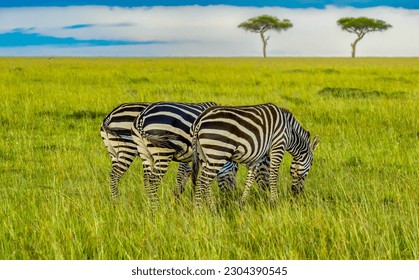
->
[195,166,218,212]
[174,163,192,202]
[109,157,134,201]
[145,172,160,211]
[145,159,171,211]
[109,167,122,200]
[142,161,158,211]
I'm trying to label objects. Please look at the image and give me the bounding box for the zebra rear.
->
[131,101,242,209]
[101,102,150,199]
[101,102,198,201]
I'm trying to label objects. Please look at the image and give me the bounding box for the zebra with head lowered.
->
[100,102,193,200]
[191,103,319,210]
[131,101,246,210]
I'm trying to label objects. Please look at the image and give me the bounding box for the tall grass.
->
[0,57,418,259]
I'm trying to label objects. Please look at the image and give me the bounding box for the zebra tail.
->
[191,143,200,188]
[191,125,204,187]
[142,133,184,153]
[101,121,114,136]
[101,121,133,141]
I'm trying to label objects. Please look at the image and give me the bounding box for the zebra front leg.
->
[239,164,257,207]
[268,149,286,206]
[268,169,279,206]
[255,157,270,191]
[291,176,304,195]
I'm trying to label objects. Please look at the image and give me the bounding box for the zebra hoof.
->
[209,204,217,214]
[111,196,120,205]
[268,198,278,207]
[194,201,203,210]
[292,185,304,195]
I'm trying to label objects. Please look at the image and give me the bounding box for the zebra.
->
[191,103,319,210]
[131,101,270,210]
[100,102,194,200]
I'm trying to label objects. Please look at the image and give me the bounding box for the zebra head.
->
[290,135,319,195]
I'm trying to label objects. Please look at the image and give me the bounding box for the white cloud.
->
[0,5,418,56]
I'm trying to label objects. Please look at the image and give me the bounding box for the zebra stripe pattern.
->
[192,103,319,209]
[100,102,192,200]
[101,103,149,199]
[131,102,242,210]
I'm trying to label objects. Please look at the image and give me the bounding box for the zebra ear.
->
[311,135,320,151]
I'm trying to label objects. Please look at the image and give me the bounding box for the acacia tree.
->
[337,17,392,58]
[238,15,293,58]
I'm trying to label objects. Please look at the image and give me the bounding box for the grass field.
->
[0,57,418,259]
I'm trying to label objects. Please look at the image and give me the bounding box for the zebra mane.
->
[280,107,310,134]
[281,108,312,155]
[278,106,292,115]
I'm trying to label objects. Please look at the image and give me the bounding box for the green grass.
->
[0,57,418,259]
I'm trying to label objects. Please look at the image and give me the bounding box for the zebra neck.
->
[286,119,311,159]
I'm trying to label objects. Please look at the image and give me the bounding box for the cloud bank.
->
[0,5,418,56]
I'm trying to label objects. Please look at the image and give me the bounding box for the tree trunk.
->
[350,42,356,58]
[260,32,268,58]
[351,35,364,58]
[262,40,267,58]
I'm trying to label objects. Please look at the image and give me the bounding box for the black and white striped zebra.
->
[131,101,271,210]
[191,103,319,209]
[100,102,193,200]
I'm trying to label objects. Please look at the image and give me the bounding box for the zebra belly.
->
[230,143,270,165]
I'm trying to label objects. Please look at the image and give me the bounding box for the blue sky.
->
[0,1,418,56]
[0,1,418,8]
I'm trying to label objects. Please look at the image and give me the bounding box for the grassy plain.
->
[0,57,418,259]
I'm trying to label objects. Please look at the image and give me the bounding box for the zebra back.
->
[133,101,217,162]
[101,102,150,142]
[101,102,150,156]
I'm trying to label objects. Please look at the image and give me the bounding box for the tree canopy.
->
[238,14,293,34]
[337,17,392,57]
[337,17,392,36]
[238,15,293,58]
